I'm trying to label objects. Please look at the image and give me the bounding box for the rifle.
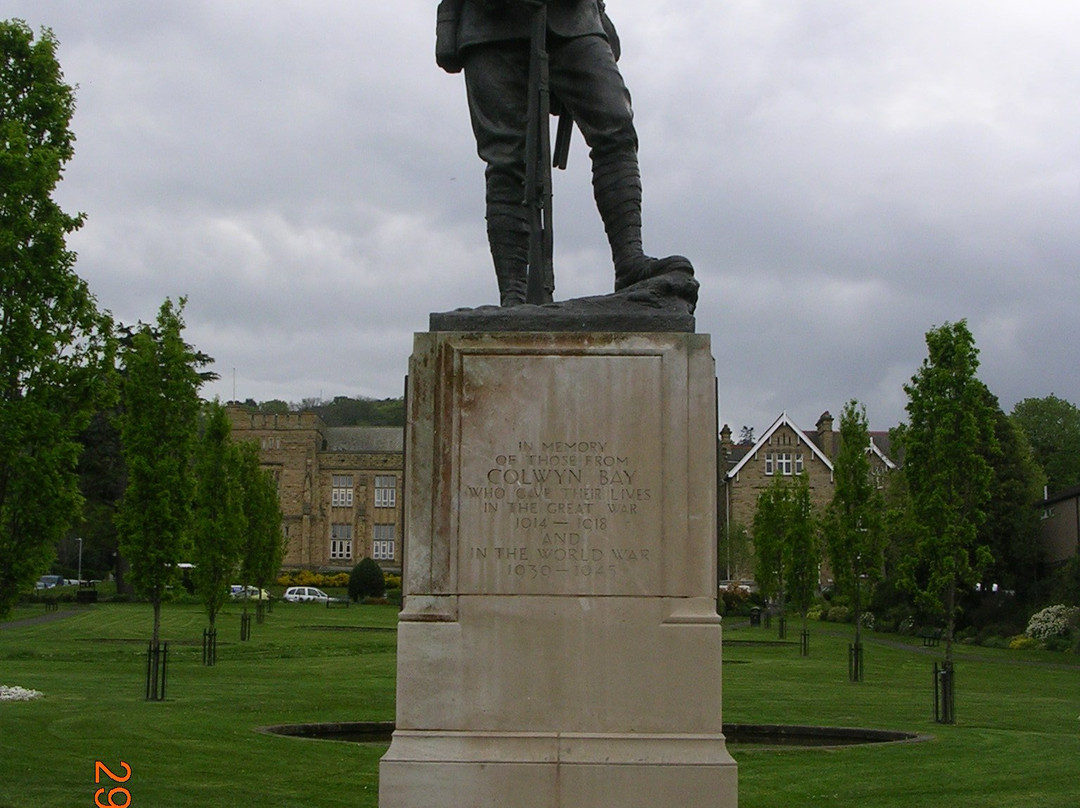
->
[523,0,555,304]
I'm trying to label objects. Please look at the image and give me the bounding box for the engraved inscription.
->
[460,438,659,594]
[455,352,664,595]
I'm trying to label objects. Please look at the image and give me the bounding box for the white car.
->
[282,586,332,603]
[230,585,272,601]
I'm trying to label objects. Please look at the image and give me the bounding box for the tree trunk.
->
[945,580,956,665]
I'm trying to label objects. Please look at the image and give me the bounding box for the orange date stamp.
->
[94,760,131,808]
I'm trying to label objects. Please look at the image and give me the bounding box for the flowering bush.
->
[1024,604,1080,640]
[826,605,851,623]
[276,570,350,588]
[1009,635,1039,651]
[0,685,43,702]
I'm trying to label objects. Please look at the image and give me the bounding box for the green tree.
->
[752,478,787,610]
[0,21,115,618]
[981,398,1045,603]
[753,473,819,636]
[116,299,206,647]
[896,321,997,667]
[822,400,886,653]
[784,474,821,643]
[191,401,244,631]
[1010,394,1080,494]
[719,521,753,583]
[349,557,386,602]
[235,440,286,605]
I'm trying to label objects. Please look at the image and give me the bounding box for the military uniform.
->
[438,0,689,306]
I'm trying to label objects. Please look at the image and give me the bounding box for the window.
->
[373,524,395,560]
[776,453,792,476]
[765,452,802,476]
[375,475,397,508]
[330,523,353,560]
[331,475,353,507]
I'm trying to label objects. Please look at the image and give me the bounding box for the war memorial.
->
[379,2,738,805]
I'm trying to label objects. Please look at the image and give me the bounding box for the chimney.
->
[815,411,834,459]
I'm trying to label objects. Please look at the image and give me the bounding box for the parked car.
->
[282,586,336,603]
[35,575,64,590]
[230,585,271,601]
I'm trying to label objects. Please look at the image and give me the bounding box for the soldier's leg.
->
[464,44,531,306]
[550,36,692,291]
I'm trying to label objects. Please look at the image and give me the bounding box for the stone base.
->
[381,732,735,808]
[380,331,737,807]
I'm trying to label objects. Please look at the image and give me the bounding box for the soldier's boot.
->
[488,216,529,307]
[593,154,693,292]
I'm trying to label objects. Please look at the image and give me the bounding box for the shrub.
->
[1025,604,1080,640]
[719,584,750,615]
[1009,635,1039,651]
[277,570,352,589]
[349,558,386,602]
[826,605,851,623]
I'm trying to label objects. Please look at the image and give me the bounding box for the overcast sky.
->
[7,1,1079,435]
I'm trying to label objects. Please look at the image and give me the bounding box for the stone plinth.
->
[379,331,737,807]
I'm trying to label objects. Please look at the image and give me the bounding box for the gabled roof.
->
[726,411,833,479]
[869,436,897,470]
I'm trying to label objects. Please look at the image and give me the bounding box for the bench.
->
[919,628,943,647]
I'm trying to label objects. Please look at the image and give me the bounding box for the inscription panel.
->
[456,353,663,595]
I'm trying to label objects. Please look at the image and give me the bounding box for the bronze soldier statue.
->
[437,0,693,307]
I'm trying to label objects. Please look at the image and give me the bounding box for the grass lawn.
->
[2,602,1078,807]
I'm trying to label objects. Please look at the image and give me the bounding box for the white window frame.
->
[373,524,395,560]
[331,475,353,508]
[330,524,353,560]
[374,475,397,508]
[777,453,793,476]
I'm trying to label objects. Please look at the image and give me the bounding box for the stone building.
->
[1037,484,1080,570]
[718,410,896,584]
[226,405,404,572]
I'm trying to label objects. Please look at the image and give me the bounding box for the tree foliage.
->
[981,399,1045,602]
[753,473,819,621]
[191,401,244,628]
[719,520,753,583]
[784,474,820,623]
[822,401,886,615]
[0,21,115,618]
[896,321,997,662]
[1010,394,1080,494]
[116,299,206,645]
[349,557,386,602]
[235,440,286,597]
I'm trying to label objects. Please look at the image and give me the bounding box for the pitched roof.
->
[726,411,834,479]
[323,426,404,453]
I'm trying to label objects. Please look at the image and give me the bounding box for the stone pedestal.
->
[380,330,737,807]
